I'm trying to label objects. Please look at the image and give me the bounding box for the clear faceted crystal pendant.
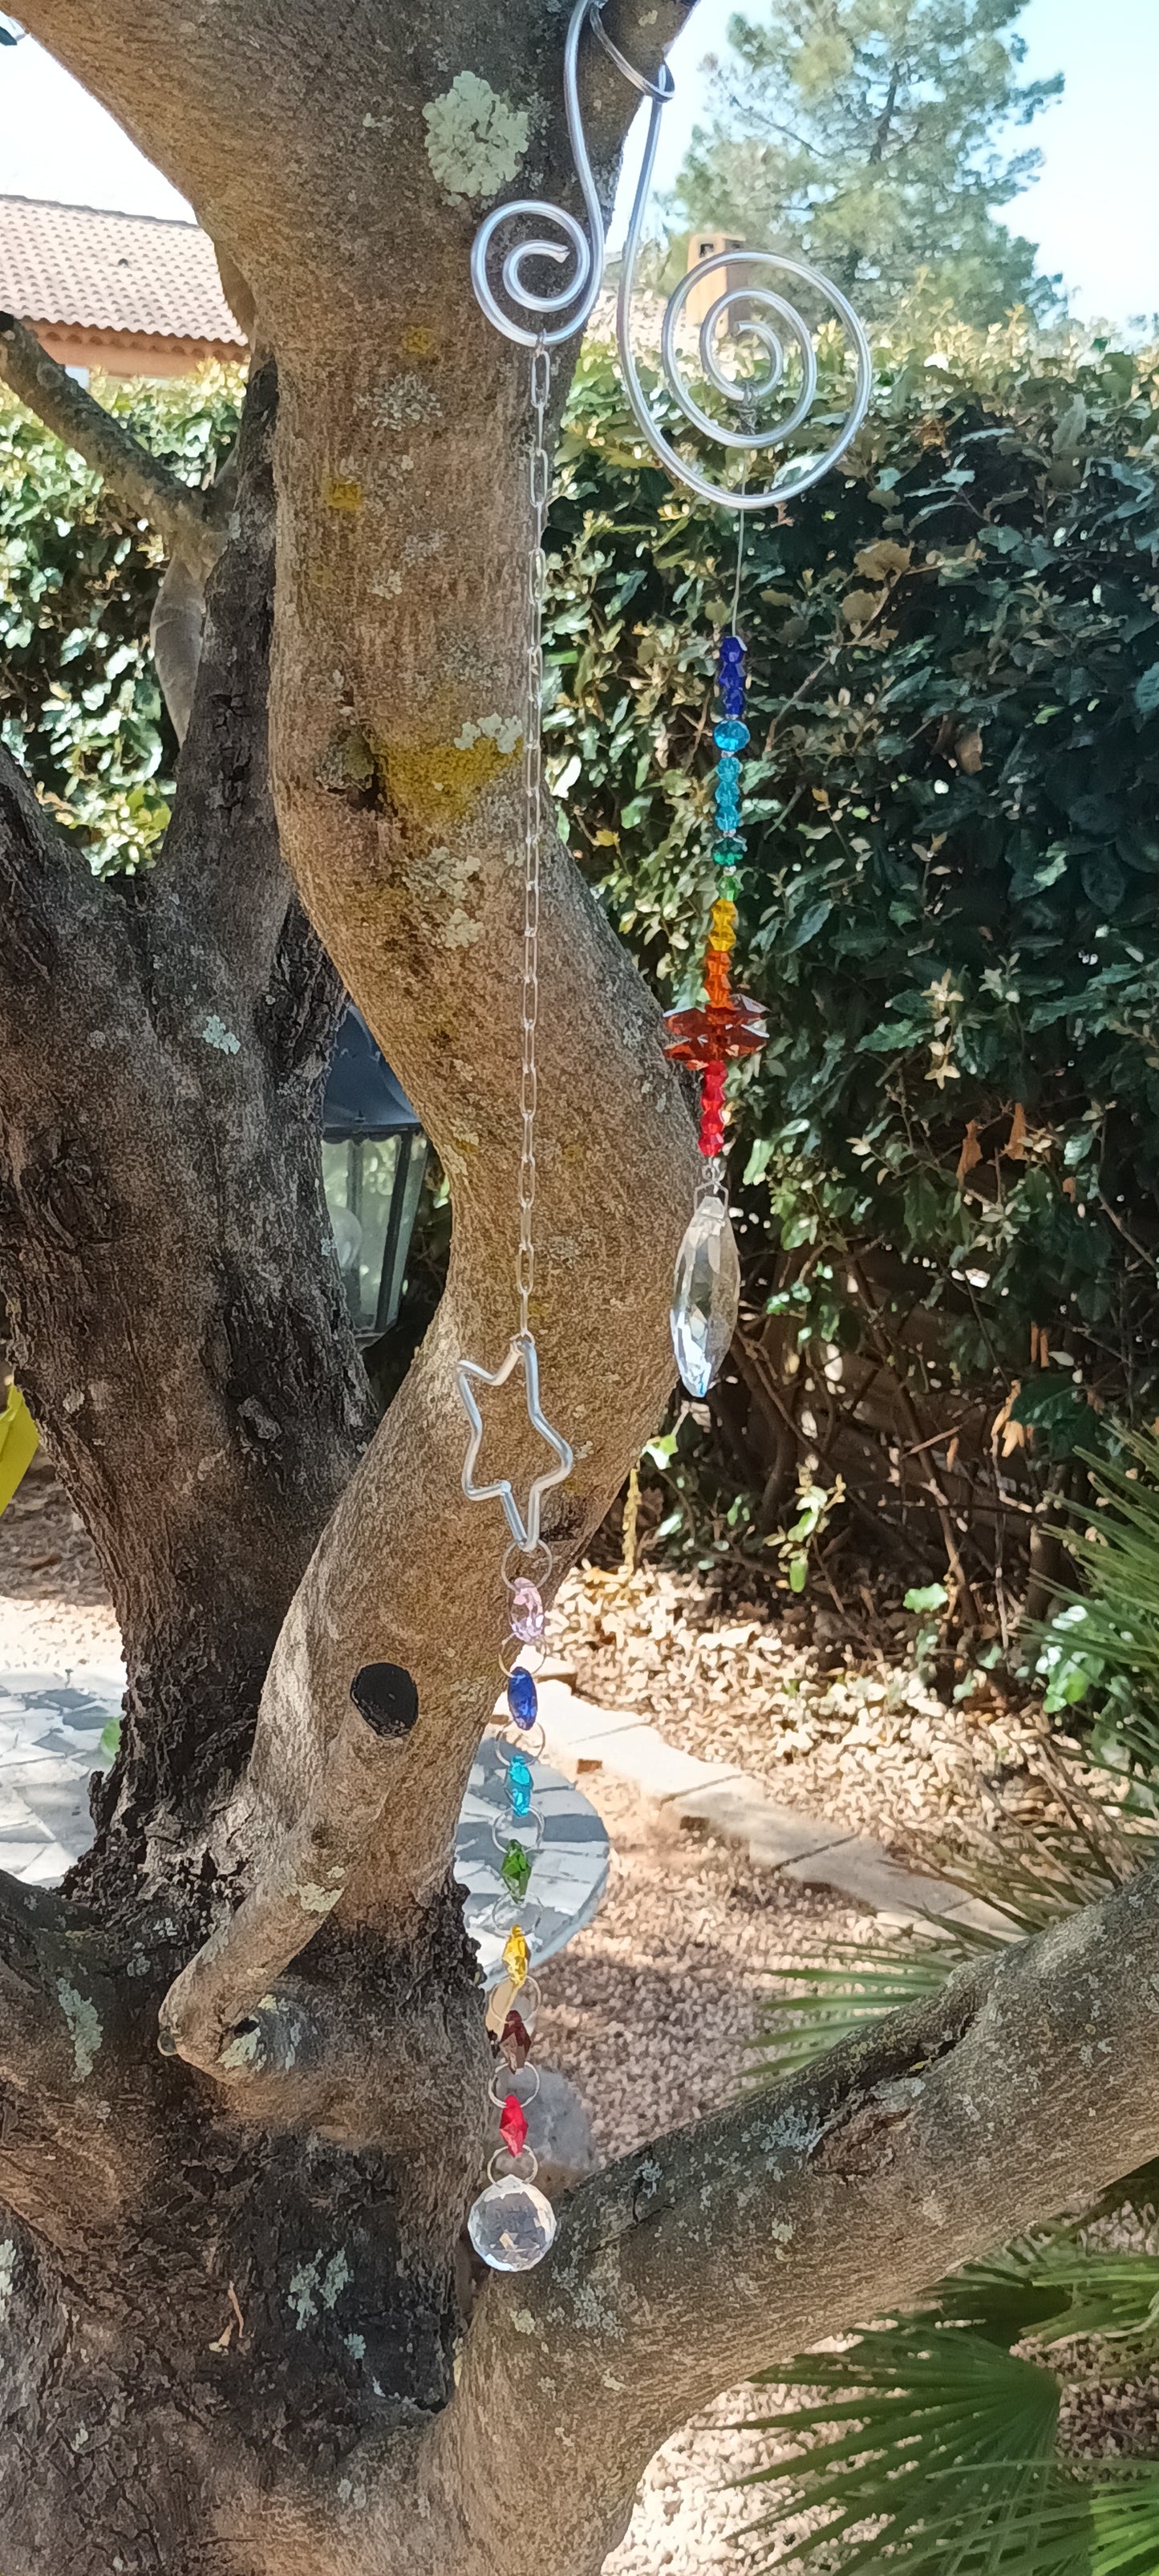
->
[468,2173,557,2271]
[671,1191,740,1397]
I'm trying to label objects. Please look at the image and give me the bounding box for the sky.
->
[2,0,1157,327]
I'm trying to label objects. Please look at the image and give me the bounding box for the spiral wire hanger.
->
[469,0,873,509]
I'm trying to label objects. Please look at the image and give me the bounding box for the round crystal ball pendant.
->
[468,2173,557,2271]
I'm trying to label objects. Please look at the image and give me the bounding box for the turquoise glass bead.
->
[713,720,750,753]
[716,755,741,792]
[508,1755,533,1818]
[715,801,741,831]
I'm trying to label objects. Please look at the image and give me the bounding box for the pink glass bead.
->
[511,1579,545,1641]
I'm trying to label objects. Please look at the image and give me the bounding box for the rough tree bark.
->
[0,6,1156,2573]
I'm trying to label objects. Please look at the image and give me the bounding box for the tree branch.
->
[16,0,702,1978]
[438,1866,1159,2574]
[0,363,370,1888]
[160,1690,419,2080]
[0,311,221,581]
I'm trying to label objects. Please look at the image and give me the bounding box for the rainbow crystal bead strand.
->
[664,631,765,1397]
[468,1556,557,2272]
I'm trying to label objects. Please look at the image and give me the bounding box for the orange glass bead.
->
[662,997,767,1065]
[704,955,731,997]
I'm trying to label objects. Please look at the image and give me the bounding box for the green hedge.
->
[0,367,241,871]
[5,331,1159,1559]
[545,322,1159,1540]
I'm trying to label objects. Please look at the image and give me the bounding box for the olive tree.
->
[1,6,1158,2571]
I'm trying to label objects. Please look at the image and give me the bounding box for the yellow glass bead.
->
[710,898,738,928]
[502,1925,530,1990]
[707,927,737,953]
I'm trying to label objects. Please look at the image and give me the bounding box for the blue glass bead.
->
[713,720,750,753]
[507,1666,538,1729]
[508,1755,533,1818]
[721,684,747,716]
[719,634,745,666]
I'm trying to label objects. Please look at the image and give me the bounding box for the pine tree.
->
[675,0,1063,325]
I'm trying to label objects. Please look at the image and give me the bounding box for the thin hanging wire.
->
[517,339,551,1341]
[729,506,745,637]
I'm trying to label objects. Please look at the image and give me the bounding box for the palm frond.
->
[919,1828,1130,1939]
[934,2243,1080,2347]
[741,2318,1064,2576]
[933,2468,1159,2576]
[1089,2469,1159,2576]
[1037,1430,1159,1784]
[748,1933,978,2080]
[1027,2250,1159,2351]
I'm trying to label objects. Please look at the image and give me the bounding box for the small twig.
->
[0,312,221,580]
[901,1418,973,1462]
[1098,1191,1154,1268]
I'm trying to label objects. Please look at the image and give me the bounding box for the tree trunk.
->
[2,7,1158,2572]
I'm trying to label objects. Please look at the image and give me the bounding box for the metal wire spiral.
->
[470,0,871,511]
[469,0,608,347]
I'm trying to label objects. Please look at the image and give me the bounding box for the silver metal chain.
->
[517,339,550,1339]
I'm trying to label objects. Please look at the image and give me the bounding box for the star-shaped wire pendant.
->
[455,1330,574,1551]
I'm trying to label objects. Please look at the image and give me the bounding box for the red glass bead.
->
[500,2010,533,2070]
[499,2091,529,2156]
[662,997,767,1065]
[699,1125,726,1159]
[702,1060,726,1098]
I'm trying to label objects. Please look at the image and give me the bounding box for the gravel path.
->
[553,1561,1056,1860]
[534,1767,854,2570]
[0,1451,120,1675]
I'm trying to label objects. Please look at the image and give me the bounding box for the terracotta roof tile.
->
[0,195,246,347]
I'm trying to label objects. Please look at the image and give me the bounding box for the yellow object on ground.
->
[0,1384,38,1515]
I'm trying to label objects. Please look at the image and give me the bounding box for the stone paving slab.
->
[0,1666,121,1885]
[670,1778,857,1868]
[537,1683,1016,1937]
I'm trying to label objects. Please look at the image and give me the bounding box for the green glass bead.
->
[500,1840,533,1901]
